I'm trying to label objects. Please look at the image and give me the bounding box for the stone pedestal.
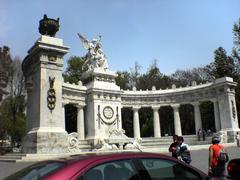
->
[216,77,239,131]
[81,68,122,146]
[22,35,69,153]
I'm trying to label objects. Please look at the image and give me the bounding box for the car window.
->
[4,162,65,180]
[81,160,139,180]
[139,158,202,180]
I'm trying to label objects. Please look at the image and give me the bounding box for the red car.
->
[227,158,240,179]
[5,152,208,180]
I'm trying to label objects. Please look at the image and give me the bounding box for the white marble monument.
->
[22,16,239,154]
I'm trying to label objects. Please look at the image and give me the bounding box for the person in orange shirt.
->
[208,135,228,179]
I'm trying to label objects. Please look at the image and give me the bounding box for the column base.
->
[22,127,68,154]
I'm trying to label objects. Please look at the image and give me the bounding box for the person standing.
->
[235,132,240,147]
[176,136,191,164]
[168,134,178,158]
[202,129,206,141]
[197,129,202,141]
[208,135,228,179]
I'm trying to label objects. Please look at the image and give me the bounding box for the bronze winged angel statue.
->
[77,33,108,71]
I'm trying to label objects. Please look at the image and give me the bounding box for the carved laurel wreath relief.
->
[47,76,56,111]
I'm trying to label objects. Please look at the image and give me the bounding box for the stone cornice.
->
[62,82,87,91]
[62,83,86,105]
[121,77,236,107]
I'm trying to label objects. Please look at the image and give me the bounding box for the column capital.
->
[152,105,160,111]
[191,102,200,106]
[75,103,86,109]
[62,101,69,106]
[171,104,180,110]
[132,105,141,111]
[210,99,218,103]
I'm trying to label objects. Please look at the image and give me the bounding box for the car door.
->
[136,158,206,180]
[77,159,141,180]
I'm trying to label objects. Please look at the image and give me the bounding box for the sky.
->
[0,0,240,75]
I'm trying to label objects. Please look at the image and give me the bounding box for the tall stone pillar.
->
[172,104,182,136]
[214,77,239,142]
[62,102,68,131]
[22,35,69,153]
[192,102,202,134]
[212,99,221,131]
[133,106,141,139]
[76,104,85,140]
[152,106,161,137]
[216,77,239,130]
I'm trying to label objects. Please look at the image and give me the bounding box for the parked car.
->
[5,152,209,180]
[227,158,240,179]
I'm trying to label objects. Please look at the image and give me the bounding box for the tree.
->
[137,60,162,90]
[63,56,85,84]
[0,46,12,101]
[0,56,26,146]
[115,71,131,90]
[171,67,214,87]
[232,18,240,123]
[212,47,235,78]
[136,60,173,90]
[233,18,240,49]
[129,61,142,88]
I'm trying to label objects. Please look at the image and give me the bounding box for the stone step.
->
[0,155,23,159]
[141,136,212,148]
[142,136,211,141]
[77,144,92,149]
[0,153,26,162]
[78,140,89,145]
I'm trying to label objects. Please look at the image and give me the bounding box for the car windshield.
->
[4,162,65,180]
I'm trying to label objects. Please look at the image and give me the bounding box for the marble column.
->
[152,106,161,137]
[76,104,85,140]
[212,100,221,131]
[133,106,141,139]
[192,102,202,134]
[62,102,67,131]
[172,104,182,136]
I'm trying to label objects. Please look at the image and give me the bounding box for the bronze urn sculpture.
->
[38,14,60,37]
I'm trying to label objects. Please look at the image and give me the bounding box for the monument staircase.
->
[140,135,212,149]
[0,140,91,162]
[0,135,212,162]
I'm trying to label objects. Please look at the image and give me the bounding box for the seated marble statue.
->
[78,33,108,71]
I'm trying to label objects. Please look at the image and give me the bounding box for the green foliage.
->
[0,96,26,144]
[0,50,26,145]
[136,61,172,90]
[63,56,85,84]
[212,47,235,78]
[115,71,131,90]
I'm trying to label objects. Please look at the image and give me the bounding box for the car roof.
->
[53,152,172,164]
[44,152,176,179]
[44,152,205,179]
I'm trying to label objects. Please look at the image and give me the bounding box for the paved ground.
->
[0,145,239,179]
